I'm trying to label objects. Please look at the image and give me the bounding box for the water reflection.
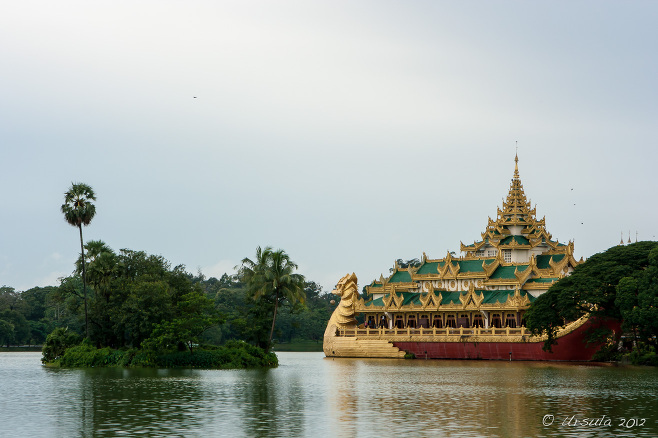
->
[325,358,658,438]
[1,352,657,438]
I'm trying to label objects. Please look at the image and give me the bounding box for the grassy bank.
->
[44,340,278,369]
[0,346,43,352]
[273,340,324,352]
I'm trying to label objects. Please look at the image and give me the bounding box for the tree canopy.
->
[525,241,658,353]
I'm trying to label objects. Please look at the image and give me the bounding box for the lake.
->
[1,352,656,437]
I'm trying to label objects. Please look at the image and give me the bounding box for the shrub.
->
[628,344,658,366]
[44,340,277,369]
[42,328,81,363]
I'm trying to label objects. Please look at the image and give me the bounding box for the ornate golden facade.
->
[324,155,584,358]
[358,154,580,331]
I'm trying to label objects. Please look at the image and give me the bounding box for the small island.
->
[37,239,284,369]
[0,183,333,369]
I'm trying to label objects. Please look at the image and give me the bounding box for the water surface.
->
[1,352,656,437]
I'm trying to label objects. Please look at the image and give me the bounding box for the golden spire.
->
[500,153,530,220]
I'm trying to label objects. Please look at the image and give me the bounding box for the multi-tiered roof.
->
[460,154,565,257]
[363,155,581,313]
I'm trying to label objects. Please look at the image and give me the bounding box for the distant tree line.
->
[1,248,333,353]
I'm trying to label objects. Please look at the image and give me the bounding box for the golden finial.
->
[620,231,624,245]
[514,143,519,178]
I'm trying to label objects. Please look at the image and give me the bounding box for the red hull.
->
[394,319,620,361]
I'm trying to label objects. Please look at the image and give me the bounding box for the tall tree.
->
[61,183,96,338]
[237,247,305,352]
[525,241,658,351]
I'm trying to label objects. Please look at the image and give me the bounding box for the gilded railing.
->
[338,326,529,338]
[336,314,591,343]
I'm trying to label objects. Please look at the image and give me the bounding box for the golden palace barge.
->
[323,155,616,360]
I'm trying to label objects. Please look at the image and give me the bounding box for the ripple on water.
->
[1,352,657,437]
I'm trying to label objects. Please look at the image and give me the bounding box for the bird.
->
[193,96,197,99]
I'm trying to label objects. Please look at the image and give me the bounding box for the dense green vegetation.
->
[525,241,658,365]
[0,256,333,361]
[201,275,332,349]
[0,182,336,368]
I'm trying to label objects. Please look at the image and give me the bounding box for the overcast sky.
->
[1,1,657,293]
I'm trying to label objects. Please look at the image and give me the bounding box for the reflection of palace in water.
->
[324,156,613,360]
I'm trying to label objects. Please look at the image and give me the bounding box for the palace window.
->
[503,249,512,262]
[506,314,517,328]
[475,250,485,257]
[491,314,502,328]
[407,315,417,328]
[433,316,443,328]
[473,315,484,328]
[446,315,456,328]
[487,249,497,257]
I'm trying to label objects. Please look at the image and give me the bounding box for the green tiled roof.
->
[457,259,493,272]
[500,235,530,245]
[417,262,439,275]
[440,291,462,305]
[481,289,535,303]
[457,260,482,272]
[490,264,528,279]
[536,254,565,269]
[366,296,385,306]
[417,258,496,275]
[364,290,534,307]
[481,290,514,304]
[389,270,412,283]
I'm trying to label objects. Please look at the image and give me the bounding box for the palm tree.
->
[237,246,305,351]
[61,183,96,337]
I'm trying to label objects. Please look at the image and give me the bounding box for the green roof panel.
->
[417,262,439,275]
[389,270,412,283]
